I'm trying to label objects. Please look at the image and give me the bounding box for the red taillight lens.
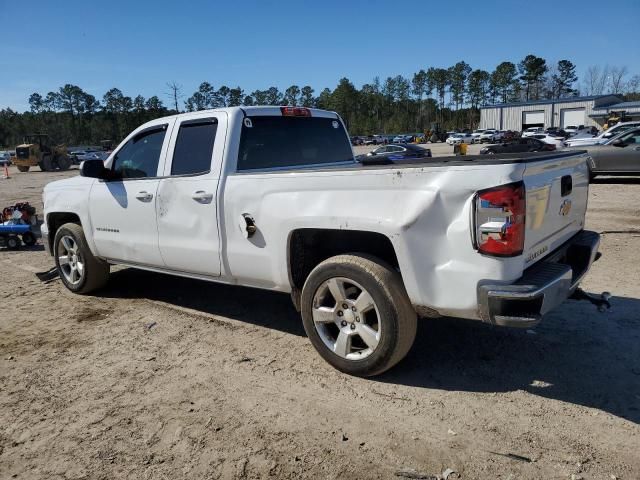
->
[280,106,311,117]
[475,182,526,257]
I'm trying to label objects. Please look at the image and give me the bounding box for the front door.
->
[605,129,640,171]
[156,113,225,276]
[89,123,172,266]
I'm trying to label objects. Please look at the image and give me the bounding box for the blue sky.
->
[1,0,639,111]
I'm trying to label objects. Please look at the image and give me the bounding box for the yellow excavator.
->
[13,134,71,172]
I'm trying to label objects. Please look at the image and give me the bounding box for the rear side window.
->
[171,119,218,176]
[237,116,353,171]
[112,126,166,179]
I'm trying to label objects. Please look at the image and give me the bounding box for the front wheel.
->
[54,223,110,294]
[301,254,417,377]
[56,155,72,171]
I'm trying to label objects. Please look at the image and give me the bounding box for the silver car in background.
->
[565,121,640,147]
[566,127,640,180]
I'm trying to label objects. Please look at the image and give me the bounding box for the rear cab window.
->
[237,114,353,171]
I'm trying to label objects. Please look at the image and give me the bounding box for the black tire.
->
[56,155,72,171]
[17,165,30,172]
[40,156,53,172]
[53,223,110,294]
[21,231,36,246]
[6,236,20,249]
[300,254,417,377]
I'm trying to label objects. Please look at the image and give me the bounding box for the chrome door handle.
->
[135,191,153,202]
[192,191,213,203]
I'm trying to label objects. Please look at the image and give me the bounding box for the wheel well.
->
[47,212,81,250]
[288,229,399,294]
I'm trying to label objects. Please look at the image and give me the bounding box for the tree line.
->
[1,55,638,147]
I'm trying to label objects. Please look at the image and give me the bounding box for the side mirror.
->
[611,138,625,147]
[80,159,108,179]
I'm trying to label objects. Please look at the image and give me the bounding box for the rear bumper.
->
[478,230,600,328]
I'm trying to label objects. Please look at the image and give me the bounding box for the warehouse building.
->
[479,94,624,131]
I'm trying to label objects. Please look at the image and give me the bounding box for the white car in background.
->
[446,133,474,145]
[564,126,579,135]
[522,127,544,137]
[564,121,640,147]
[530,133,565,149]
[471,129,486,143]
[478,130,502,143]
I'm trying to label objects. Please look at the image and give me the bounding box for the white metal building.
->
[479,94,623,131]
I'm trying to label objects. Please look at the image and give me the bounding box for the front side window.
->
[171,119,218,176]
[237,116,353,171]
[619,130,640,144]
[112,127,166,179]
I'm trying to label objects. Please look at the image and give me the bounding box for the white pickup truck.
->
[42,106,602,376]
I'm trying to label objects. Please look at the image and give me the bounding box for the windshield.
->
[237,116,353,171]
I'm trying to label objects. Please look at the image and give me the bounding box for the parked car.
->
[545,127,570,139]
[392,135,412,144]
[563,125,579,135]
[446,133,474,145]
[480,138,555,154]
[564,121,640,147]
[41,106,601,376]
[522,127,544,137]
[470,129,486,143]
[566,127,640,180]
[359,144,432,162]
[478,130,502,143]
[350,136,363,146]
[0,151,12,166]
[77,151,109,163]
[529,133,565,149]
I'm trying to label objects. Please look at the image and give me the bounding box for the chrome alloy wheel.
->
[311,277,381,360]
[57,235,84,285]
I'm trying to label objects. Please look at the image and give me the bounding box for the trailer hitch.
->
[570,288,611,312]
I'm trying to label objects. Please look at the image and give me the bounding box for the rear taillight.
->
[280,106,311,117]
[474,181,526,257]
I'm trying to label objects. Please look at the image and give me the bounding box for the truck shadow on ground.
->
[101,268,306,336]
[100,269,639,424]
[379,296,640,424]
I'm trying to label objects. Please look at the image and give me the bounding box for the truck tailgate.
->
[522,152,590,267]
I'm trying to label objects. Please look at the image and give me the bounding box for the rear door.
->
[522,153,590,267]
[156,113,226,276]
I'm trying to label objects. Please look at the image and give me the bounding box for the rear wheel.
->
[16,165,30,172]
[54,223,110,294]
[301,254,417,377]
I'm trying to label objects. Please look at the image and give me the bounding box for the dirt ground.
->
[1,160,639,480]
